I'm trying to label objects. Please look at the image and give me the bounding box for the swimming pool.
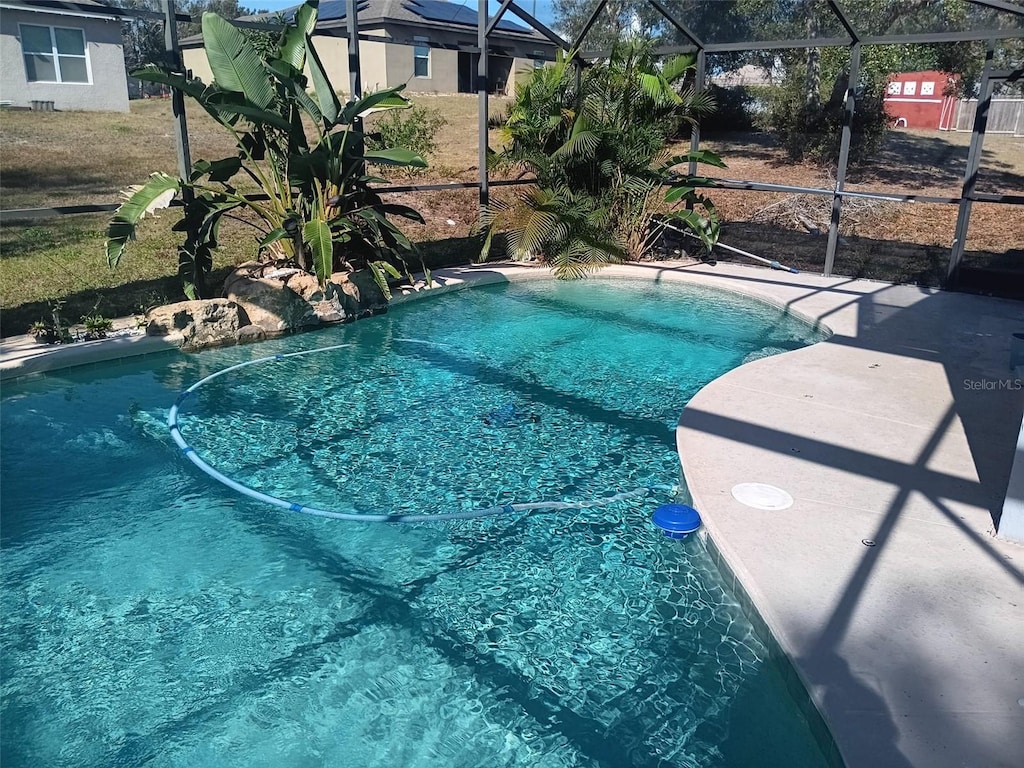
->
[1,278,831,767]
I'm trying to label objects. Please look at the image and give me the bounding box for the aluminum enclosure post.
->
[347,0,362,101]
[162,0,191,181]
[949,43,995,286]
[688,48,706,179]
[478,0,490,216]
[824,41,860,277]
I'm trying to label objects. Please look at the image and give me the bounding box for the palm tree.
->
[484,39,724,278]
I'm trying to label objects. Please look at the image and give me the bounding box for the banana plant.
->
[106,0,426,299]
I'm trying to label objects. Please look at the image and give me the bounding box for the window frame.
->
[19,23,91,85]
[413,36,430,78]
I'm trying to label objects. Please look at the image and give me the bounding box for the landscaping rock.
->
[329,270,388,320]
[146,299,243,350]
[224,263,320,334]
[222,262,389,331]
[236,324,267,344]
[284,271,346,324]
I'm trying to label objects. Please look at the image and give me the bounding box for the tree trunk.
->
[804,12,821,108]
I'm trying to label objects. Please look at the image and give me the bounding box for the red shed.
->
[883,71,959,130]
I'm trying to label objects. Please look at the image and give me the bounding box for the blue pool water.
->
[1,279,830,767]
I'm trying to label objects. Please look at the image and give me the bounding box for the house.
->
[883,70,959,130]
[0,0,129,112]
[708,64,773,88]
[181,0,558,97]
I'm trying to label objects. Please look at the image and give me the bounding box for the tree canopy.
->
[113,0,262,76]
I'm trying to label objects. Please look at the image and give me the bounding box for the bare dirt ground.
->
[2,97,1021,335]
[694,129,1023,283]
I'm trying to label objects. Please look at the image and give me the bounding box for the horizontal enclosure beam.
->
[8,183,1022,227]
[582,36,857,58]
[373,179,534,194]
[862,28,1024,45]
[967,0,1024,17]
[0,204,119,224]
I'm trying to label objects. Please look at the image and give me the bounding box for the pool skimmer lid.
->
[731,483,793,511]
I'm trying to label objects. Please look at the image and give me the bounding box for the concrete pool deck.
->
[2,261,1022,767]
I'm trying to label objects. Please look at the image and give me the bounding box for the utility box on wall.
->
[883,70,959,130]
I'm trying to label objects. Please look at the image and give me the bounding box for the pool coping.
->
[2,261,1021,768]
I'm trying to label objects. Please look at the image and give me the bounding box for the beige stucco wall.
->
[184,32,399,99]
[358,28,389,93]
[0,8,128,112]
[383,41,458,93]
[509,57,547,96]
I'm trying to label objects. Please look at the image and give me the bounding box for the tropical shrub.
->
[366,105,448,173]
[761,61,889,166]
[107,0,426,300]
[483,41,724,278]
[699,84,763,135]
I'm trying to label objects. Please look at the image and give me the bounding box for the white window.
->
[20,24,89,84]
[921,81,935,96]
[904,81,917,95]
[533,50,545,69]
[887,81,902,95]
[413,36,429,78]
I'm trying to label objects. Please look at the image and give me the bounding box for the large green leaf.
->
[660,53,697,84]
[303,218,334,282]
[363,148,427,167]
[208,101,293,131]
[131,65,209,101]
[380,203,425,223]
[190,157,243,183]
[367,260,401,300]
[106,172,181,268]
[306,34,340,125]
[639,72,682,106]
[341,86,411,123]
[132,65,237,126]
[202,12,275,109]
[259,227,289,251]
[660,150,727,171]
[279,1,317,71]
[267,61,324,123]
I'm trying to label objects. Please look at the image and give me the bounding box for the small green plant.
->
[27,299,74,344]
[487,109,507,129]
[27,320,52,342]
[367,105,448,174]
[81,313,114,340]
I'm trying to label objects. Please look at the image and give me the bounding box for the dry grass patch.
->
[2,99,1020,335]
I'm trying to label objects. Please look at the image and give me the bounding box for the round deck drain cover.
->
[731,483,793,511]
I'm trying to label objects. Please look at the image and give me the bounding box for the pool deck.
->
[3,261,1022,767]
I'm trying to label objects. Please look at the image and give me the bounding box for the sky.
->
[252,0,559,27]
